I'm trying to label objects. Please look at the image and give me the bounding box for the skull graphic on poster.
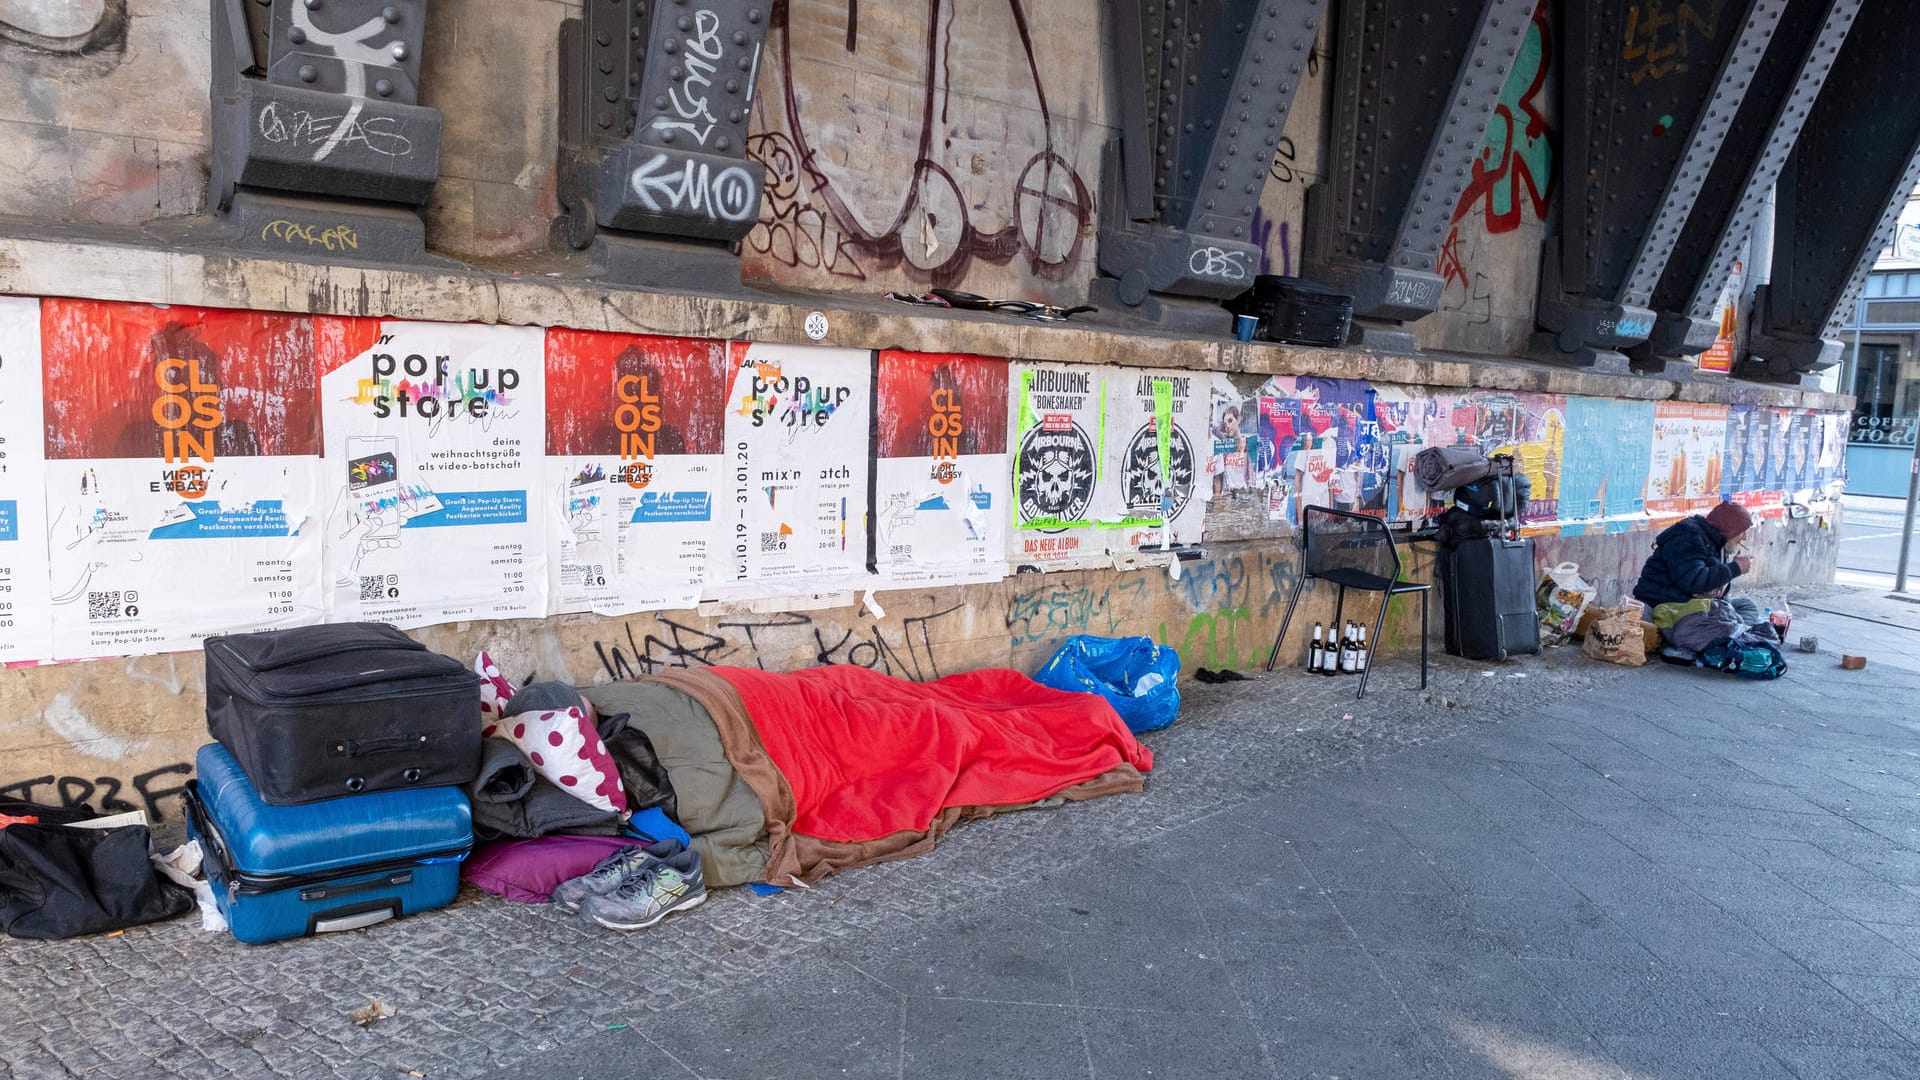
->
[1016,423,1096,526]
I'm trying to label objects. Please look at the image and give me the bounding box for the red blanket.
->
[710,665,1154,844]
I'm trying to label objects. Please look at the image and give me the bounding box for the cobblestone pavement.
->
[5,587,1919,1079]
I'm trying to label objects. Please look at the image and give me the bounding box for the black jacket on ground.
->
[1632,515,1742,607]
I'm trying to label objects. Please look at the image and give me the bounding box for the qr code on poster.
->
[88,591,122,620]
[760,532,786,553]
[360,575,387,601]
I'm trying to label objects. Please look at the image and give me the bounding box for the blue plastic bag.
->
[1034,635,1182,734]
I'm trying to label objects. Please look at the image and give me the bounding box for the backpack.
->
[1698,636,1787,680]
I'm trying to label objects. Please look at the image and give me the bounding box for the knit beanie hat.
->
[1705,500,1753,541]
[504,680,593,719]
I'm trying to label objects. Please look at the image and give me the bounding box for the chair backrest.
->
[1300,505,1402,587]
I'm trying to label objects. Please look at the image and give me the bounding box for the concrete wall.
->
[0,1,1559,353]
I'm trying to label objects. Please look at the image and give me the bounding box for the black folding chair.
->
[1264,506,1430,698]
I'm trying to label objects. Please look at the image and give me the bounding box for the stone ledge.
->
[0,222,1851,411]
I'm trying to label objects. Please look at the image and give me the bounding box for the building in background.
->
[1839,188,1920,497]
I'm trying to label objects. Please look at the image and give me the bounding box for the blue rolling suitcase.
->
[185,744,472,944]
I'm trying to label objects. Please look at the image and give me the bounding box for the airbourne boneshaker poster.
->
[715,342,872,594]
[39,301,324,658]
[0,296,52,662]
[1009,363,1111,571]
[1105,368,1213,556]
[318,319,548,627]
[874,351,1009,585]
[545,330,728,614]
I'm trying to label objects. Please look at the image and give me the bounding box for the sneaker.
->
[581,846,706,930]
[550,840,683,912]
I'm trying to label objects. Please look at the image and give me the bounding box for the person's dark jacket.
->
[1632,515,1742,607]
[465,738,624,843]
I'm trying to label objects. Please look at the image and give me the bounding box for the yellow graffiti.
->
[260,220,360,252]
[1622,1,1721,85]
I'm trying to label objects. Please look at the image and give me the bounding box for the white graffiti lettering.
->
[258,101,413,160]
[1189,246,1249,281]
[630,153,758,222]
[1384,277,1440,308]
[652,9,726,145]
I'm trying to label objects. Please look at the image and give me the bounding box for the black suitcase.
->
[204,623,482,805]
[1439,536,1543,661]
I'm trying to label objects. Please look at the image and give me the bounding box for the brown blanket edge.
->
[639,667,1146,886]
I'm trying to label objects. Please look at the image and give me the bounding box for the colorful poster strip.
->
[1104,369,1214,556]
[40,301,325,657]
[318,320,548,628]
[874,351,1010,585]
[544,330,728,614]
[715,342,872,593]
[1647,403,1726,516]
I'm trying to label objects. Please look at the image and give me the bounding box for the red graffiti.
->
[1450,1,1555,236]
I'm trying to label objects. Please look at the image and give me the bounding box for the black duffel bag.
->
[205,623,481,805]
[0,799,192,939]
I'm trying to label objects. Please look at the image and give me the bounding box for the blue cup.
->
[1234,314,1258,342]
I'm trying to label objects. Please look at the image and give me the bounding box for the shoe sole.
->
[588,891,707,931]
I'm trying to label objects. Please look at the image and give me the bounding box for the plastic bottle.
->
[1771,602,1791,643]
[1308,623,1325,672]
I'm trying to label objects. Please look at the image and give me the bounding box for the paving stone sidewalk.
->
[5,587,1920,1079]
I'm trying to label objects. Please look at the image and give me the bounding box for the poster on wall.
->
[1646,403,1726,516]
[39,301,325,657]
[1768,407,1817,495]
[544,330,728,614]
[1207,381,1262,495]
[1257,376,1383,525]
[874,351,1009,585]
[317,320,548,627]
[1388,389,1564,526]
[1696,259,1744,375]
[1721,404,1783,518]
[1559,397,1654,530]
[0,297,53,662]
[1105,369,1213,555]
[715,342,872,593]
[1009,363,1110,570]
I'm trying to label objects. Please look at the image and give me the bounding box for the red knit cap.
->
[1705,500,1753,540]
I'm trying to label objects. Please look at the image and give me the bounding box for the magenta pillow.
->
[462,835,642,904]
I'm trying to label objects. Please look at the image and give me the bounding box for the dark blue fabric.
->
[1631,515,1741,607]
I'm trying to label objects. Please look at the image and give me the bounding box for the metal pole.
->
[1898,437,1920,593]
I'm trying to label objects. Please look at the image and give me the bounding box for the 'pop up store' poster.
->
[545,330,728,614]
[716,342,872,593]
[874,350,1009,585]
[0,296,52,661]
[318,320,548,627]
[39,300,325,657]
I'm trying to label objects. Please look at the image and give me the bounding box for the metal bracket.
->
[1535,0,1783,367]
[207,0,442,264]
[555,0,770,282]
[1745,0,1920,382]
[1096,0,1327,313]
[1302,0,1535,325]
[1637,0,1863,372]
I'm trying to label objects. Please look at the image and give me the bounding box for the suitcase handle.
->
[330,733,434,758]
[300,869,414,902]
[309,899,400,935]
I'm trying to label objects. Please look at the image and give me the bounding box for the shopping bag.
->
[1581,604,1648,667]
[1536,562,1595,647]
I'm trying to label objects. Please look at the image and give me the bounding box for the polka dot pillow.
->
[475,653,628,815]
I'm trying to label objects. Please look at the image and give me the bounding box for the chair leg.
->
[1419,589,1430,690]
[1264,572,1308,673]
[1357,592,1389,700]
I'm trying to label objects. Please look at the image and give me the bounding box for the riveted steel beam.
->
[555,0,770,284]
[1534,0,1784,372]
[1097,0,1327,307]
[1637,0,1861,372]
[1302,0,1536,327]
[1745,0,1920,383]
[208,0,444,265]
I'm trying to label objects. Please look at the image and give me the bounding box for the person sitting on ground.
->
[1631,501,1764,624]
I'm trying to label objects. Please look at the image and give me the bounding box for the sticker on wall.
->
[544,330,729,614]
[874,351,1009,585]
[39,301,325,658]
[317,320,548,627]
[714,342,872,594]
[1104,369,1213,554]
[1206,381,1263,495]
[0,296,53,663]
[1008,363,1110,570]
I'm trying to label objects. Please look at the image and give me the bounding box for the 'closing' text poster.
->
[875,350,1009,585]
